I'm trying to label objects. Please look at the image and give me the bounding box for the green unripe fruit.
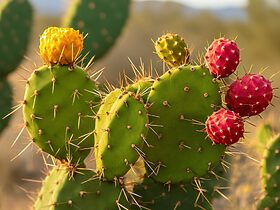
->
[155,33,190,67]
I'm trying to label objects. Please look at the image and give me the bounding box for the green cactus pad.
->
[0,79,12,132]
[64,0,130,61]
[256,123,274,153]
[144,65,225,183]
[131,178,212,210]
[95,91,148,180]
[34,165,129,210]
[261,135,280,198]
[257,196,280,210]
[154,33,190,67]
[0,0,33,77]
[23,65,100,165]
[126,77,154,103]
[94,88,122,172]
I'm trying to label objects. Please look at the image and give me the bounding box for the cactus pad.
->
[0,79,12,132]
[0,0,33,76]
[34,166,129,210]
[144,65,225,183]
[23,65,100,165]
[261,135,280,200]
[132,178,213,210]
[95,90,148,180]
[64,0,130,61]
[257,196,280,210]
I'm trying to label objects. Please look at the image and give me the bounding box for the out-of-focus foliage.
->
[247,0,280,54]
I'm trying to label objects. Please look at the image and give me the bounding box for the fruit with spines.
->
[34,165,130,210]
[39,27,84,66]
[205,108,244,145]
[205,37,240,78]
[225,74,273,117]
[64,0,130,62]
[0,0,33,77]
[95,90,148,180]
[23,65,100,165]
[144,64,225,183]
[154,33,190,67]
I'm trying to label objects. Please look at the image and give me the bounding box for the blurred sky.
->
[28,0,248,15]
[138,0,248,9]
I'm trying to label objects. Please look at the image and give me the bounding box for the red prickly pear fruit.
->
[225,74,273,117]
[205,108,244,145]
[205,37,240,78]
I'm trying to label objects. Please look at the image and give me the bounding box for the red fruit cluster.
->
[205,108,244,145]
[205,37,240,78]
[225,74,273,117]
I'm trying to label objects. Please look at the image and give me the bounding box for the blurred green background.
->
[0,0,280,209]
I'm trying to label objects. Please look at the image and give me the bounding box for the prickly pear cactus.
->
[0,0,33,76]
[17,27,277,210]
[34,165,130,210]
[144,65,225,183]
[64,0,130,62]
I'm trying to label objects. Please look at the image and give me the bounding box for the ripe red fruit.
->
[205,108,244,145]
[205,37,240,78]
[225,74,273,117]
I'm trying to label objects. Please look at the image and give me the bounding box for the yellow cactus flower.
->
[39,27,84,66]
